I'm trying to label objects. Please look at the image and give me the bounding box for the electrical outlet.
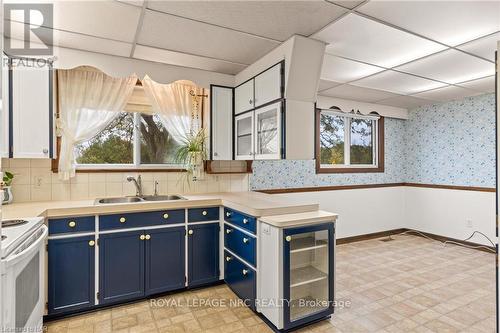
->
[466,219,473,228]
[33,176,43,188]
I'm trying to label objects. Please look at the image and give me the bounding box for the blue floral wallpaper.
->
[405,93,495,188]
[250,93,495,190]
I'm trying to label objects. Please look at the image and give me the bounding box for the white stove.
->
[1,217,47,333]
[1,218,44,259]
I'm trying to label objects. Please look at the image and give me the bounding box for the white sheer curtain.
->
[142,76,202,144]
[57,68,137,180]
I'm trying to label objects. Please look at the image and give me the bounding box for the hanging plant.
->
[174,129,207,183]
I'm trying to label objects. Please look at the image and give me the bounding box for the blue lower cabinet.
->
[145,227,185,295]
[48,236,95,314]
[99,230,145,304]
[188,223,220,287]
[224,250,256,309]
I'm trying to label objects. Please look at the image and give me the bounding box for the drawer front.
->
[49,216,95,235]
[99,210,185,230]
[224,250,255,309]
[224,208,256,234]
[224,224,256,267]
[188,207,220,223]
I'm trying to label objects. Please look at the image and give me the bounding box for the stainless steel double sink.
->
[94,195,185,205]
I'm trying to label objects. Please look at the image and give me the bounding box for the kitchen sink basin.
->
[141,195,185,201]
[95,195,186,205]
[96,197,143,204]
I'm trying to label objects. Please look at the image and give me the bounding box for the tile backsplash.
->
[1,159,249,203]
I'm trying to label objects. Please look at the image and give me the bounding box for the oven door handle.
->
[4,225,48,265]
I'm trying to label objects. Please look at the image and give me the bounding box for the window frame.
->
[315,109,384,174]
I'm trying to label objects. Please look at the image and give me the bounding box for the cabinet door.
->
[254,63,282,108]
[234,79,254,115]
[11,64,52,158]
[145,227,185,296]
[254,101,282,160]
[48,236,95,314]
[283,223,334,330]
[1,55,10,157]
[99,230,145,304]
[235,112,254,160]
[210,85,233,160]
[188,223,220,287]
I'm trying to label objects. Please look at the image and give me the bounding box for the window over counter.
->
[315,108,384,173]
[75,112,181,169]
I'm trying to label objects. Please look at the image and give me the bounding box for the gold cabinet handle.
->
[145,234,151,240]
[225,256,232,262]
[88,240,95,247]
[188,229,194,235]
[140,234,146,241]
[242,269,248,276]
[119,217,126,223]
[243,237,250,244]
[226,212,231,217]
[202,210,207,216]
[226,229,233,234]
[243,218,248,224]
[285,236,292,242]
[163,213,169,219]
[68,221,76,228]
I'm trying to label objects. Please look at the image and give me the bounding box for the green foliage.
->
[173,129,207,167]
[2,171,14,186]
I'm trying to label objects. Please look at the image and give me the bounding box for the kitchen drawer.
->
[99,210,185,231]
[224,250,255,310]
[188,207,220,223]
[49,216,95,235]
[224,224,256,267]
[224,208,256,234]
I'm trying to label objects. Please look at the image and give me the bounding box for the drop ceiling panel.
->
[133,45,246,75]
[376,95,435,109]
[396,49,494,84]
[457,32,500,62]
[457,76,495,93]
[329,1,365,9]
[318,79,342,92]
[147,1,347,41]
[321,54,384,83]
[11,1,142,43]
[139,10,279,65]
[413,86,480,102]
[320,84,400,103]
[352,70,446,95]
[6,20,132,57]
[358,1,500,46]
[314,14,446,68]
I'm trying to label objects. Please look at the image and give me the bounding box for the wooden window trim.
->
[315,109,385,174]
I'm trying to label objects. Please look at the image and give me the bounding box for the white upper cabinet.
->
[254,101,282,160]
[234,79,254,115]
[11,61,53,159]
[1,56,10,158]
[234,112,254,160]
[210,85,233,160]
[254,63,282,108]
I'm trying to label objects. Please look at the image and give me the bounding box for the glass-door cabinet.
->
[283,223,335,330]
[254,101,282,160]
[235,112,254,160]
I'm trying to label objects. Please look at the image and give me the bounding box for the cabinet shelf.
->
[290,265,327,288]
[290,237,327,253]
[290,296,328,320]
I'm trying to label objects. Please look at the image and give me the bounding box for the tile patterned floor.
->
[45,235,496,333]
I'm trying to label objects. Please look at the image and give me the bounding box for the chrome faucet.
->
[127,175,142,196]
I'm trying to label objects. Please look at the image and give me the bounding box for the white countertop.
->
[259,210,337,227]
[1,191,321,222]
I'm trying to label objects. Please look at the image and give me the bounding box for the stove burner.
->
[2,219,29,228]
[1,235,5,241]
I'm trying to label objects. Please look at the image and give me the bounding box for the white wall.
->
[272,186,495,246]
[405,187,495,246]
[273,187,406,239]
